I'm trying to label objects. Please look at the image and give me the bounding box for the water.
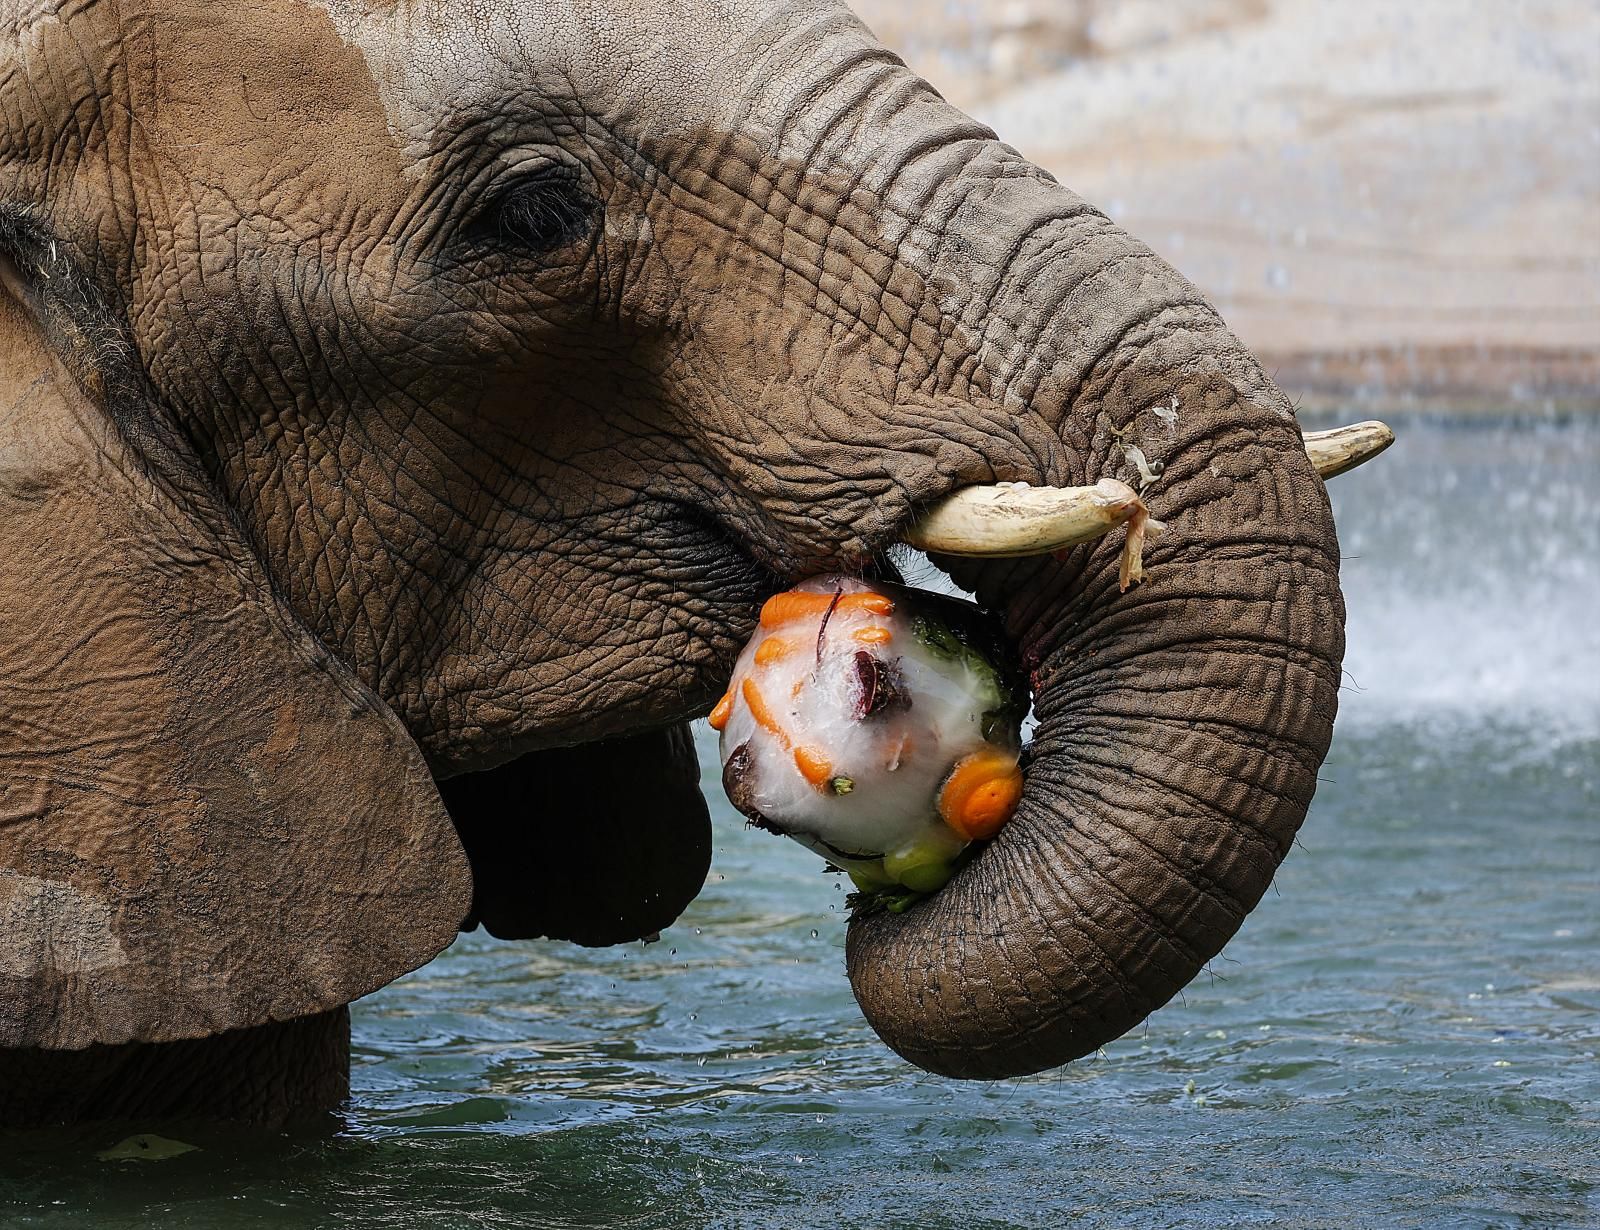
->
[3,415,1597,1228]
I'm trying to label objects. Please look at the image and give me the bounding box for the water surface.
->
[3,415,1597,1228]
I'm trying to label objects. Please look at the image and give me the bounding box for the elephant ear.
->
[0,254,472,1051]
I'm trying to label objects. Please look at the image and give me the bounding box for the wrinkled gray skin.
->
[0,0,1342,1126]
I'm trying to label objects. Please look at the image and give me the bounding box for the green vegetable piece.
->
[883,844,957,894]
[910,613,964,660]
[911,612,1018,739]
[847,863,893,893]
[830,776,855,795]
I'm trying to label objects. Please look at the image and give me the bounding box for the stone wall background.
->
[848,0,1599,410]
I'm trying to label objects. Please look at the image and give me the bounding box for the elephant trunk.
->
[842,187,1345,1079]
[676,20,1347,1077]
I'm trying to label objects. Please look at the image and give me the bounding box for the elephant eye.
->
[466,169,597,257]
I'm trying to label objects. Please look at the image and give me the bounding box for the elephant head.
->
[0,2,1378,1078]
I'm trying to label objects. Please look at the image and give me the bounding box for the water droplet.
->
[811,929,819,938]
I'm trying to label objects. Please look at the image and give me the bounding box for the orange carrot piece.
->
[741,678,791,749]
[760,591,895,629]
[759,592,830,628]
[938,750,1024,842]
[755,636,799,667]
[793,745,833,788]
[852,593,895,616]
[853,626,893,645]
[708,691,735,731]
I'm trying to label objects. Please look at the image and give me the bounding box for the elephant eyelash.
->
[465,170,597,257]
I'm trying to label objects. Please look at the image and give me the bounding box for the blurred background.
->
[852,0,1599,412]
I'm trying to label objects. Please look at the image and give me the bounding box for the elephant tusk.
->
[1304,420,1395,479]
[904,479,1150,560]
[908,421,1396,562]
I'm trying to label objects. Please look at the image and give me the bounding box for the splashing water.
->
[1331,414,1600,746]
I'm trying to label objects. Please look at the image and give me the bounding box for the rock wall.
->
[849,0,1600,410]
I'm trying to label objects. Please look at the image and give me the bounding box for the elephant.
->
[0,0,1389,1128]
